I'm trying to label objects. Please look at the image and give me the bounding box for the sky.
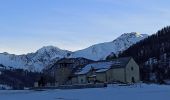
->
[0,0,170,54]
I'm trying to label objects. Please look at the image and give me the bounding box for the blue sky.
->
[0,0,170,54]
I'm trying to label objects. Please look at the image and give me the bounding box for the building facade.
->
[44,57,140,86]
[44,57,93,85]
[74,57,140,84]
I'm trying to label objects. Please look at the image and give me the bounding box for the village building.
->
[44,57,93,85]
[44,57,140,86]
[73,57,140,84]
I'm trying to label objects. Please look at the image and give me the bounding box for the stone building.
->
[44,57,93,85]
[74,57,140,84]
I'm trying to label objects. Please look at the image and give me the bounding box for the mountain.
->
[0,32,148,71]
[120,27,170,64]
[0,46,71,71]
[115,26,170,83]
[70,32,148,60]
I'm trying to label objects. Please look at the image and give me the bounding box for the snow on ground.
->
[0,84,12,90]
[0,84,170,100]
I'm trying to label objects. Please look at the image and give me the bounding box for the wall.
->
[125,58,140,83]
[54,67,72,85]
[106,69,113,83]
[112,68,125,83]
[71,77,78,84]
[77,75,87,84]
[106,68,125,83]
[96,72,107,83]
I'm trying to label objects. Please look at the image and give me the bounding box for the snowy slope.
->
[0,46,71,71]
[0,32,148,71]
[71,32,148,60]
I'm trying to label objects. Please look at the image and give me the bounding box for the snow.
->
[76,57,129,75]
[0,84,169,100]
[0,33,148,71]
[71,32,148,60]
[75,61,113,75]
[164,80,170,84]
[0,84,12,90]
[0,46,71,71]
[96,68,109,73]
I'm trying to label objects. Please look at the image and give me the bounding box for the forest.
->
[107,26,170,84]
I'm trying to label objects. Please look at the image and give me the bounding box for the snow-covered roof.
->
[75,57,132,75]
[75,61,112,75]
[88,75,97,77]
[96,68,109,73]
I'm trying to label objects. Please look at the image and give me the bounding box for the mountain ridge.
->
[70,32,148,60]
[0,32,148,71]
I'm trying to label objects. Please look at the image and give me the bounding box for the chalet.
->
[73,57,140,84]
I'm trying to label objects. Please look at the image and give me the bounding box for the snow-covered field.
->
[0,84,170,100]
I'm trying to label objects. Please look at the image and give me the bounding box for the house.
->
[43,57,140,87]
[73,57,140,84]
[44,57,94,85]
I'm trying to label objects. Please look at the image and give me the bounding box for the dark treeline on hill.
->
[0,68,54,89]
[107,26,170,84]
[121,26,170,64]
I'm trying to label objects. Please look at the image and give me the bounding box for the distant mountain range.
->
[0,32,148,71]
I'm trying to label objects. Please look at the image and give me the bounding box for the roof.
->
[75,61,114,75]
[44,57,94,72]
[96,68,109,73]
[75,57,132,75]
[110,57,132,68]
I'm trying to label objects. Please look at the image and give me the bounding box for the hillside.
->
[71,32,148,60]
[120,27,170,64]
[0,46,71,71]
[0,32,148,71]
[114,26,170,83]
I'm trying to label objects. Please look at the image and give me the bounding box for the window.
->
[131,67,134,71]
[81,79,84,83]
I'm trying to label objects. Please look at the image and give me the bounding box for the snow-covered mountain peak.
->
[0,32,148,71]
[32,46,72,61]
[0,46,71,71]
[71,33,148,60]
[115,32,147,41]
[36,46,71,56]
[112,32,148,46]
[37,46,62,53]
